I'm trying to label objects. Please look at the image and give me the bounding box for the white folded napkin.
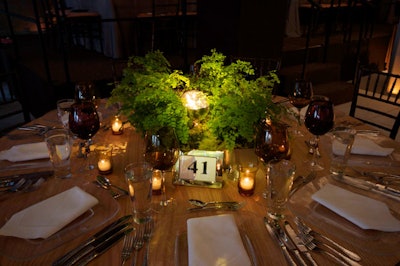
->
[0,142,49,162]
[0,186,98,239]
[187,214,251,266]
[312,183,400,232]
[332,135,394,157]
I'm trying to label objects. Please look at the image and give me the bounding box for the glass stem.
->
[310,135,320,167]
[160,171,168,206]
[296,108,302,126]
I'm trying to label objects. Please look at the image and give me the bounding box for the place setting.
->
[0,177,120,261]
[286,126,400,261]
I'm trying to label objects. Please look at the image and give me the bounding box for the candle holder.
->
[238,169,256,196]
[95,144,113,174]
[152,169,163,195]
[111,115,123,135]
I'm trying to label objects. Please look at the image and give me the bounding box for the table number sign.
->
[174,150,224,188]
[179,155,217,182]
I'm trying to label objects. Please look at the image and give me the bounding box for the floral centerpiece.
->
[108,49,284,151]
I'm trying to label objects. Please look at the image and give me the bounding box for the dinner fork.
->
[132,224,145,266]
[298,232,362,266]
[302,240,350,266]
[294,217,361,262]
[142,219,154,266]
[121,233,135,265]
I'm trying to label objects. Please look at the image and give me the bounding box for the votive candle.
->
[152,170,163,195]
[238,169,256,196]
[111,116,123,134]
[95,144,113,174]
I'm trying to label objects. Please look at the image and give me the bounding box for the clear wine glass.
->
[288,79,313,136]
[144,127,180,207]
[304,95,335,171]
[255,118,291,198]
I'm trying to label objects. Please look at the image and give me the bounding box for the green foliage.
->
[108,49,283,151]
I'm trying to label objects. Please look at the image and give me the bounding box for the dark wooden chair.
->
[350,66,400,140]
[40,0,104,53]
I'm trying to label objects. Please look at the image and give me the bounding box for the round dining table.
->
[0,98,399,265]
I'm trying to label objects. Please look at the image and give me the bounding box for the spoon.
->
[188,199,239,208]
[97,175,128,195]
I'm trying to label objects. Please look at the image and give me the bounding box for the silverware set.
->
[93,175,128,199]
[118,218,155,266]
[53,215,133,266]
[0,171,53,194]
[52,215,154,266]
[265,217,362,266]
[17,124,53,135]
[351,168,400,185]
[295,217,361,262]
[332,174,400,201]
[186,199,245,211]
[6,124,54,139]
[128,219,154,266]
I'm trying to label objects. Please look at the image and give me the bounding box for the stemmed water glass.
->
[304,95,334,171]
[288,79,313,135]
[144,127,180,208]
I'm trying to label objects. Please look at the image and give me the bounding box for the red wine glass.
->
[255,118,291,198]
[288,79,313,135]
[304,95,334,171]
[69,81,100,158]
[69,100,100,159]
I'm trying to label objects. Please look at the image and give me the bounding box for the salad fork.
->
[294,217,361,262]
[121,233,134,265]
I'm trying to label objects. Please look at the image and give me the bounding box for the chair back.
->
[349,66,400,139]
[152,0,181,17]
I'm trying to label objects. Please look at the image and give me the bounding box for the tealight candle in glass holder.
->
[95,144,113,174]
[152,169,163,195]
[111,115,123,135]
[238,169,256,196]
[237,150,258,196]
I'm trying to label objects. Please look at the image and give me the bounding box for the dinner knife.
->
[279,224,308,266]
[52,215,132,266]
[284,221,318,266]
[74,227,133,266]
[62,223,131,266]
[264,217,297,266]
[332,175,400,201]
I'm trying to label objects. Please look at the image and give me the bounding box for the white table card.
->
[179,155,217,182]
